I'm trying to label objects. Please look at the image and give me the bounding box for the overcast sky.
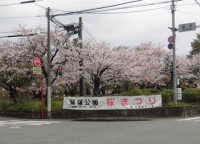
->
[0,0,200,56]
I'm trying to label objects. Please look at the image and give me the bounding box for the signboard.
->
[63,95,162,110]
[177,88,182,100]
[33,57,42,67]
[33,67,42,75]
[168,36,175,43]
[178,22,196,32]
[32,57,42,75]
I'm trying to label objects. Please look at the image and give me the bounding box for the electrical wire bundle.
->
[52,0,182,17]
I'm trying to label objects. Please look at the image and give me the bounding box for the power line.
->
[178,3,197,6]
[82,6,169,15]
[0,33,37,38]
[0,31,17,34]
[82,0,179,14]
[0,32,46,38]
[194,0,200,7]
[0,0,43,7]
[83,25,98,43]
[176,9,200,16]
[52,0,143,17]
[0,31,46,35]
[48,1,195,15]
[0,2,18,6]
[93,2,198,15]
[33,3,47,9]
[52,0,182,17]
[0,15,45,20]
[33,3,66,13]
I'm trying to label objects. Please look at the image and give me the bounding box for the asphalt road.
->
[0,116,200,144]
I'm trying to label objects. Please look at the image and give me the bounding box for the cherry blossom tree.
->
[0,41,33,103]
[0,27,75,102]
[1,26,192,100]
[185,54,200,82]
[71,42,169,95]
[127,43,169,88]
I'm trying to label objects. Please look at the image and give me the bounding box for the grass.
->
[0,93,198,112]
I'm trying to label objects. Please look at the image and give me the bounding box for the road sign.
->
[168,36,175,49]
[33,57,42,67]
[178,22,196,32]
[168,36,175,43]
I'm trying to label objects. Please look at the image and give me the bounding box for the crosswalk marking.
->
[0,120,60,128]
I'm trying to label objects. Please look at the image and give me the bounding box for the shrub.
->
[160,89,173,105]
[52,100,63,111]
[0,100,13,110]
[167,102,192,107]
[4,100,40,111]
[142,89,160,95]
[120,88,160,96]
[183,88,200,103]
[120,88,173,105]
[0,98,64,112]
[21,100,41,111]
[120,88,143,96]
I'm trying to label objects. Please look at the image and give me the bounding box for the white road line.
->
[0,120,60,128]
[9,126,21,129]
[177,117,200,121]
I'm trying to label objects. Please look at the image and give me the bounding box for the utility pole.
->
[46,7,52,118]
[78,17,85,96]
[171,0,177,103]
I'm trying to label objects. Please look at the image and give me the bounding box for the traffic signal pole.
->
[171,0,177,103]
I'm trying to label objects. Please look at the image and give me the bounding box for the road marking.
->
[9,126,21,129]
[0,120,60,128]
[177,117,200,121]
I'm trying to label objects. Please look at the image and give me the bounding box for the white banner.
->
[63,95,162,110]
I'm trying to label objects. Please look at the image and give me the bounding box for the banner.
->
[32,57,42,75]
[33,67,42,75]
[63,95,162,110]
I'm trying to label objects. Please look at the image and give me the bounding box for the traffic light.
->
[168,36,175,49]
[168,43,173,49]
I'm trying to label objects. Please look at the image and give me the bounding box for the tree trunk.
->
[93,77,101,96]
[9,87,18,104]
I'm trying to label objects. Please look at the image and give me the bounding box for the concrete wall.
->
[0,106,200,119]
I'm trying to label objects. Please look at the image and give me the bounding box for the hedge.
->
[0,99,63,111]
[183,88,200,103]
[0,88,199,111]
[120,88,173,105]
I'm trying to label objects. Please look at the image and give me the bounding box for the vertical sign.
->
[177,88,182,100]
[33,57,42,75]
